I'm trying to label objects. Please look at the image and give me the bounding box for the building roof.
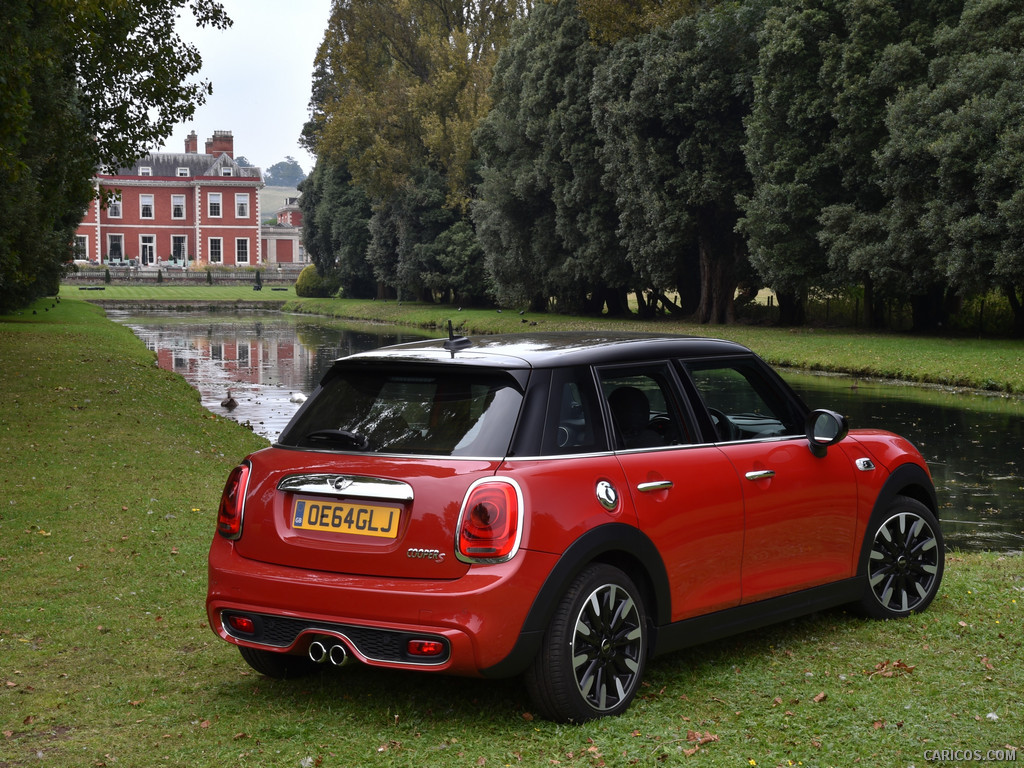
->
[105,152,263,180]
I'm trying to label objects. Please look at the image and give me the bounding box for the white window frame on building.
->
[208,192,222,218]
[107,234,124,263]
[176,167,189,177]
[140,234,156,265]
[171,194,186,219]
[235,238,249,264]
[139,167,152,176]
[221,167,233,177]
[107,195,122,218]
[208,237,223,264]
[171,235,188,265]
[140,194,155,219]
[74,235,88,260]
[235,193,249,218]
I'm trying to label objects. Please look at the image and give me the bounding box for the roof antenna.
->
[443,319,472,356]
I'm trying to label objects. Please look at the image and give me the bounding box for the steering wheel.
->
[707,408,738,441]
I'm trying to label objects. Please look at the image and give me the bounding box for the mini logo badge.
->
[333,476,354,491]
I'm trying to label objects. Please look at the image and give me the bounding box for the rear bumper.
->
[206,535,558,676]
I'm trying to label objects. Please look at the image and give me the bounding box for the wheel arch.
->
[480,523,670,678]
[857,461,939,575]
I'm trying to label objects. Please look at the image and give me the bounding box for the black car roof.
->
[341,331,754,369]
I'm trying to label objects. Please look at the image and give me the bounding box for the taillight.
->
[217,463,250,540]
[456,478,523,563]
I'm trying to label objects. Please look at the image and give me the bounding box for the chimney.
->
[204,130,234,158]
[185,131,198,153]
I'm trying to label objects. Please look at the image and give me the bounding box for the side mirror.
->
[805,409,849,458]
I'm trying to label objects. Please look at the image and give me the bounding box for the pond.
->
[108,308,1024,553]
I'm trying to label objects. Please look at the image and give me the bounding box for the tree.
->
[739,0,846,325]
[0,0,230,314]
[474,0,627,314]
[741,0,962,328]
[264,156,306,187]
[879,0,1024,334]
[299,160,375,299]
[818,0,962,330]
[577,0,701,43]
[302,0,528,303]
[594,0,767,323]
[309,0,527,207]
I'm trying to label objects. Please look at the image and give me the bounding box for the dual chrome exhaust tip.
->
[308,638,351,667]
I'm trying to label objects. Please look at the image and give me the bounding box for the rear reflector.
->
[407,639,445,657]
[226,614,256,635]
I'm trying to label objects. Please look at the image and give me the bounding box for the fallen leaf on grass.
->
[687,731,719,745]
[868,660,915,678]
[813,692,827,703]
[681,731,720,757]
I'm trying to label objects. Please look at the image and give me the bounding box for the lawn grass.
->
[4,294,1017,766]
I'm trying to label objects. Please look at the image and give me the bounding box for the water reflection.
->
[109,309,1023,552]
[107,309,430,441]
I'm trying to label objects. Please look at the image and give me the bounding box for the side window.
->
[541,367,605,455]
[598,364,693,450]
[683,360,803,441]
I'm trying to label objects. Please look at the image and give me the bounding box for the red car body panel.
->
[208,537,561,674]
[718,438,859,601]
[614,445,745,620]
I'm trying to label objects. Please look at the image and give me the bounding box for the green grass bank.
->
[73,284,1024,394]
[1,296,1019,767]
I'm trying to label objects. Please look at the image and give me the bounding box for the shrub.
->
[295,265,341,298]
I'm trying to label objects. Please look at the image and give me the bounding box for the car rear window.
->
[278,365,525,457]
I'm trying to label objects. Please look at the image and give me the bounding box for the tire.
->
[237,645,319,679]
[858,495,944,619]
[525,564,648,723]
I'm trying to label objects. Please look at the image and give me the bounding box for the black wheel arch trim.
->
[480,523,670,679]
[857,462,939,575]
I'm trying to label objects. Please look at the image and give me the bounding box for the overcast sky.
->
[158,0,332,174]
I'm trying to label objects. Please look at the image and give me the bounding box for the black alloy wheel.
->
[860,495,944,619]
[526,564,648,723]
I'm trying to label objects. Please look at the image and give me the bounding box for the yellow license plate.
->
[291,497,400,539]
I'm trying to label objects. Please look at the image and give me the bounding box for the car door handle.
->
[637,480,674,493]
[745,470,776,481]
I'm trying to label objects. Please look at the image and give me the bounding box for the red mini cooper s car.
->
[207,332,943,722]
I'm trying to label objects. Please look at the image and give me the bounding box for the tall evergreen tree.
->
[879,0,1024,333]
[594,0,767,323]
[474,0,626,313]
